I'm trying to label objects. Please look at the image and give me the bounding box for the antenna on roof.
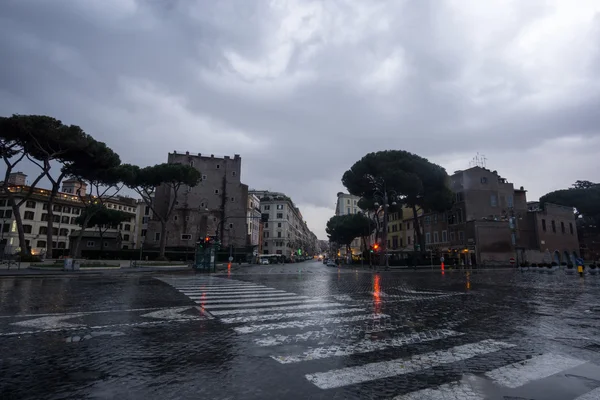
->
[469,153,487,168]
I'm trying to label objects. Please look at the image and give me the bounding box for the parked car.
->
[260,259,269,265]
[323,258,328,265]
[326,260,337,267]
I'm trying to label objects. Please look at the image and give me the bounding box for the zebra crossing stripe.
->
[273,329,463,364]
[394,378,483,400]
[234,314,389,334]
[188,293,296,300]
[194,295,308,304]
[484,353,587,388]
[198,298,326,310]
[175,285,266,290]
[575,387,600,399]
[209,302,345,316]
[221,308,365,324]
[179,288,283,294]
[255,325,399,347]
[305,339,516,389]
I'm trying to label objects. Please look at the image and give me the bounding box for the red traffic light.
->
[373,244,379,250]
[205,236,210,242]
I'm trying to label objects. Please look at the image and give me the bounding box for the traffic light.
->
[373,244,379,251]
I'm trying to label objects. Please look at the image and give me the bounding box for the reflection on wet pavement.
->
[0,262,599,399]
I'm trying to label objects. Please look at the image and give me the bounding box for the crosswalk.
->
[158,276,600,399]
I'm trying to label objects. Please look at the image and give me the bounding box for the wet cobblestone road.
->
[1,261,600,399]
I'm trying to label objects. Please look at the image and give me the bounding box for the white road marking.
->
[273,329,463,364]
[209,302,345,316]
[0,307,166,319]
[305,339,516,389]
[140,306,210,320]
[195,295,308,305]
[484,353,587,388]
[180,289,284,294]
[393,377,484,400]
[575,387,600,399]
[11,314,85,329]
[188,293,297,300]
[254,325,400,347]
[198,298,325,310]
[355,294,459,304]
[174,285,266,290]
[221,308,365,324]
[235,314,390,334]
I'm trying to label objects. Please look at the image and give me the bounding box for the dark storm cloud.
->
[1,0,599,239]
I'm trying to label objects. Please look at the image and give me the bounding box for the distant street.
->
[1,261,600,400]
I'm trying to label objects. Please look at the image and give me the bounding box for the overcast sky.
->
[1,0,599,240]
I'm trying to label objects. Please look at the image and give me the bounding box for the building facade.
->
[145,152,249,251]
[251,190,317,258]
[335,192,362,258]
[247,193,261,250]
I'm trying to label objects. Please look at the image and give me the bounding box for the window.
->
[400,238,403,247]
[61,216,69,224]
[232,171,236,177]
[276,213,283,219]
[456,192,464,202]
[276,204,284,210]
[52,215,60,223]
[214,189,219,194]
[216,164,220,169]
[26,200,36,208]
[124,234,130,241]
[264,222,269,228]
[52,228,58,235]
[507,195,514,208]
[442,230,447,242]
[569,222,574,235]
[73,208,80,215]
[53,205,61,212]
[0,199,5,206]
[174,215,178,221]
[63,206,71,213]
[231,197,235,202]
[347,207,351,214]
[57,242,66,249]
[185,216,190,221]
[37,240,47,248]
[124,224,131,231]
[424,216,430,226]
[189,161,194,167]
[155,232,161,241]
[181,234,192,240]
[264,205,270,210]
[202,174,207,180]
[551,220,556,233]
[490,194,498,207]
[42,203,48,210]
[450,231,455,242]
[459,231,465,243]
[561,221,565,233]
[23,211,34,220]
[542,219,547,231]
[1,209,10,218]
[434,231,439,243]
[347,199,350,204]
[144,206,150,215]
[71,217,77,224]
[263,231,270,238]
[23,224,32,234]
[481,177,488,184]
[104,242,109,248]
[425,232,431,244]
[408,237,411,245]
[392,236,398,249]
[277,222,281,228]
[39,226,48,235]
[229,223,233,229]
[433,214,438,224]
[277,232,282,238]
[141,229,147,237]
[59,228,68,236]
[406,222,411,230]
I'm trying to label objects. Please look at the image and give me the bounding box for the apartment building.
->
[146,152,249,250]
[0,181,83,256]
[247,193,261,250]
[401,166,579,265]
[335,192,362,258]
[251,190,317,258]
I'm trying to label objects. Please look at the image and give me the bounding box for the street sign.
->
[440,257,445,263]
[509,257,515,265]
[228,256,234,262]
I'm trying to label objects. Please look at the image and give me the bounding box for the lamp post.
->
[366,175,398,269]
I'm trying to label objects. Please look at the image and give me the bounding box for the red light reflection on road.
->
[373,274,382,314]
